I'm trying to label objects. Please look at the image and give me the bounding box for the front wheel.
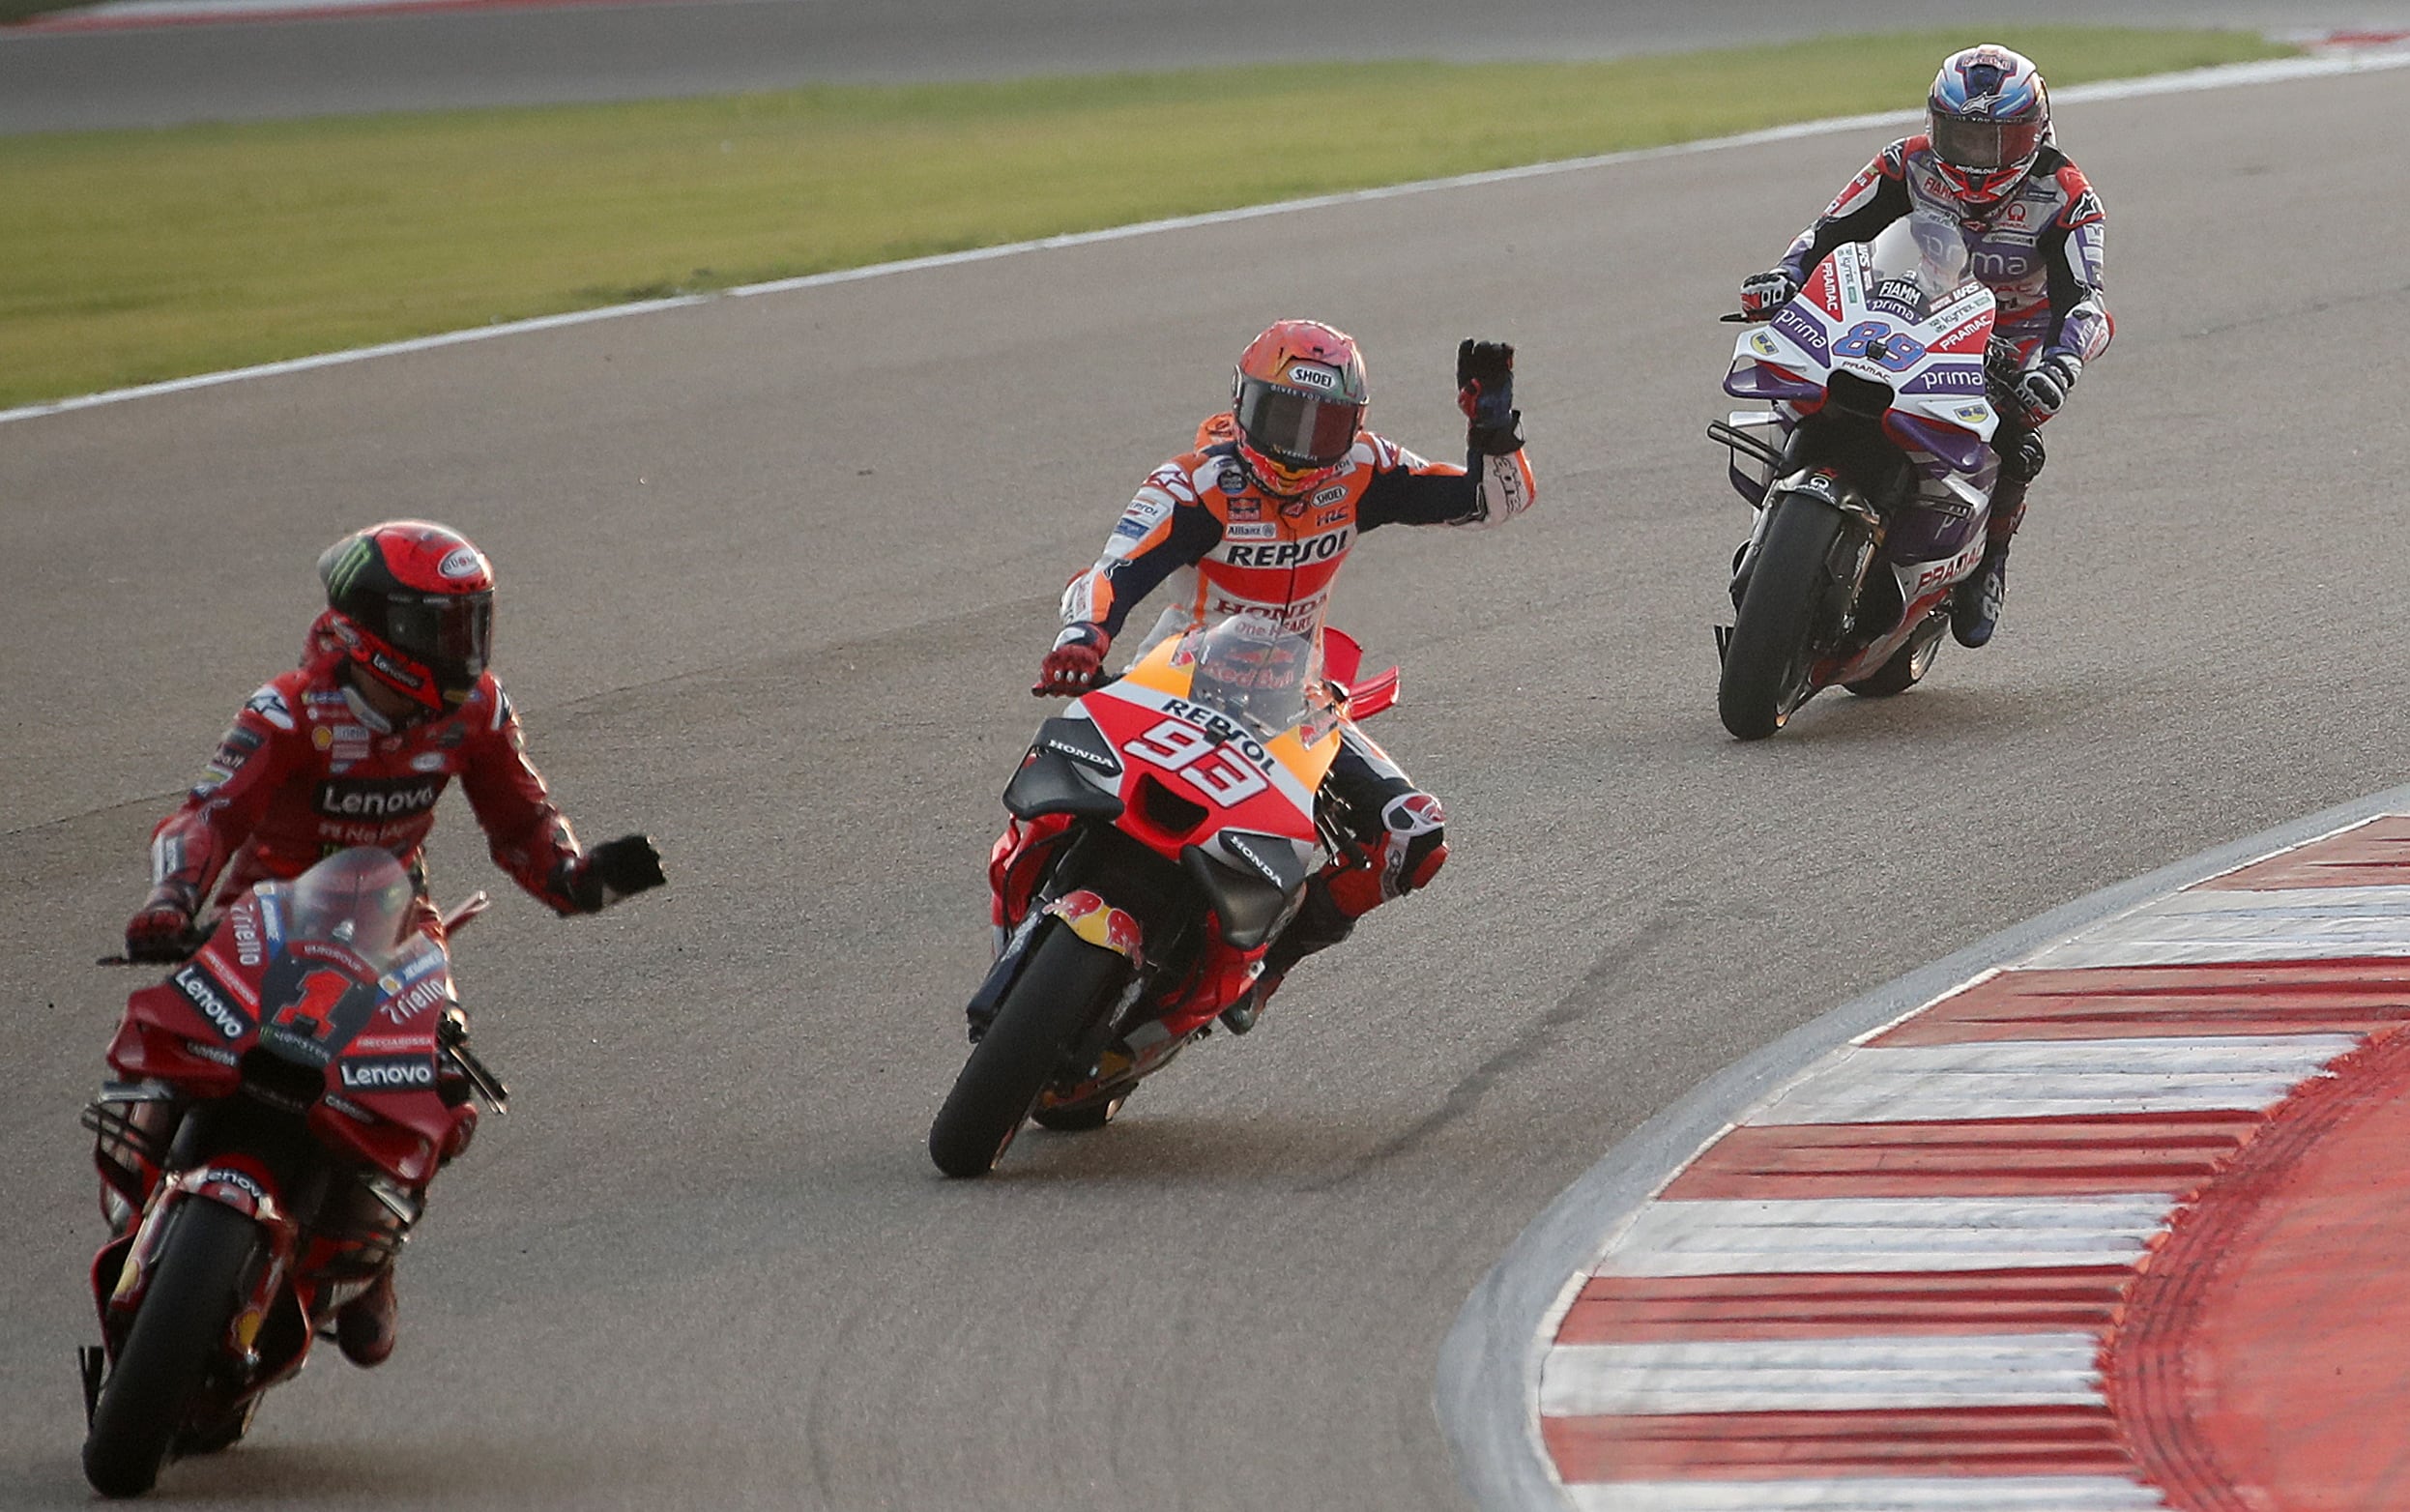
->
[1718,493,1856,740]
[83,1200,262,1497]
[929,923,1130,1178]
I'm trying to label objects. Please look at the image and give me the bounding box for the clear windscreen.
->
[280,847,418,970]
[1863,208,1982,317]
[1174,611,1330,740]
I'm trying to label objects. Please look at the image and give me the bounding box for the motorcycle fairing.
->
[107,882,471,1193]
[1732,238,2000,473]
[1002,716,1126,823]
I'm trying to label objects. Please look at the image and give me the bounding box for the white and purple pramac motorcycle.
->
[1711,211,2007,740]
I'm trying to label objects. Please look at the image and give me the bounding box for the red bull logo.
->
[1045,890,1145,965]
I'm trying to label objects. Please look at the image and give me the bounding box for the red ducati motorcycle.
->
[76,847,507,1497]
[929,612,1397,1178]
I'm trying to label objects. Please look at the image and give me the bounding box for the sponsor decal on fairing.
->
[175,965,250,1040]
[338,1054,438,1091]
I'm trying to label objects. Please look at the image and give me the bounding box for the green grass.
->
[4,27,2292,409]
[0,0,97,22]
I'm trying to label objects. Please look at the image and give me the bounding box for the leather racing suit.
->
[1059,429,1535,942]
[142,646,592,940]
[1777,135,2112,543]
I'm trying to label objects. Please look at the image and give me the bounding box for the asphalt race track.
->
[9,0,2410,131]
[6,59,2410,1512]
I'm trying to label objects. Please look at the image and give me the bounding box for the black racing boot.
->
[1221,878,1353,1035]
[1952,539,2011,649]
[335,1266,397,1368]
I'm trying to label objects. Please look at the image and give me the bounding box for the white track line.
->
[1541,1332,2109,1414]
[1747,1032,2361,1123]
[2027,885,2410,968]
[7,42,2407,430]
[1597,1194,2175,1276]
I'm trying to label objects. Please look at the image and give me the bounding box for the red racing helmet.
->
[1231,319,1369,497]
[314,520,494,714]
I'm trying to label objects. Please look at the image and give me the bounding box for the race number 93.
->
[1123,719,1269,806]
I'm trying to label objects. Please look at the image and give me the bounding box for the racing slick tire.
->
[1720,493,1852,740]
[83,1200,262,1497]
[930,923,1129,1177]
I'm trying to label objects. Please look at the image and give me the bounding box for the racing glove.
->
[1739,269,1799,321]
[2014,352,2081,426]
[125,884,199,963]
[1033,625,1109,697]
[566,834,666,913]
[1456,339,1524,456]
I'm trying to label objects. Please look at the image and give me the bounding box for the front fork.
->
[86,1159,299,1424]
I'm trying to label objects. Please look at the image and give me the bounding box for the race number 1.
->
[270,969,352,1039]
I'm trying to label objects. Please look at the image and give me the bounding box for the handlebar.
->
[438,1007,510,1113]
[96,931,207,968]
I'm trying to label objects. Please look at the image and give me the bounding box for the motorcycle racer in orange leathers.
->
[1033,320,1535,1029]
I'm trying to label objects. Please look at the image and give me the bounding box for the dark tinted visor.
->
[1931,111,2044,170]
[384,591,492,679]
[1234,377,1362,469]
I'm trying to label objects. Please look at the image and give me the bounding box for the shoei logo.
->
[438,546,482,579]
[1285,364,1339,392]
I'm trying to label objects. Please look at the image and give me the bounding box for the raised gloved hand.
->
[1032,625,1110,697]
[125,886,200,963]
[1456,339,1523,456]
[568,834,665,913]
[1739,269,1799,322]
[2014,352,2081,425]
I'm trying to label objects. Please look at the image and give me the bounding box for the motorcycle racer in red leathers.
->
[117,519,664,1366]
[1738,44,2113,648]
[1034,320,1536,1031]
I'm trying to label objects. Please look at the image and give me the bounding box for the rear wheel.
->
[83,1200,261,1497]
[1844,613,1946,697]
[930,924,1130,1177]
[1719,494,1855,740]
